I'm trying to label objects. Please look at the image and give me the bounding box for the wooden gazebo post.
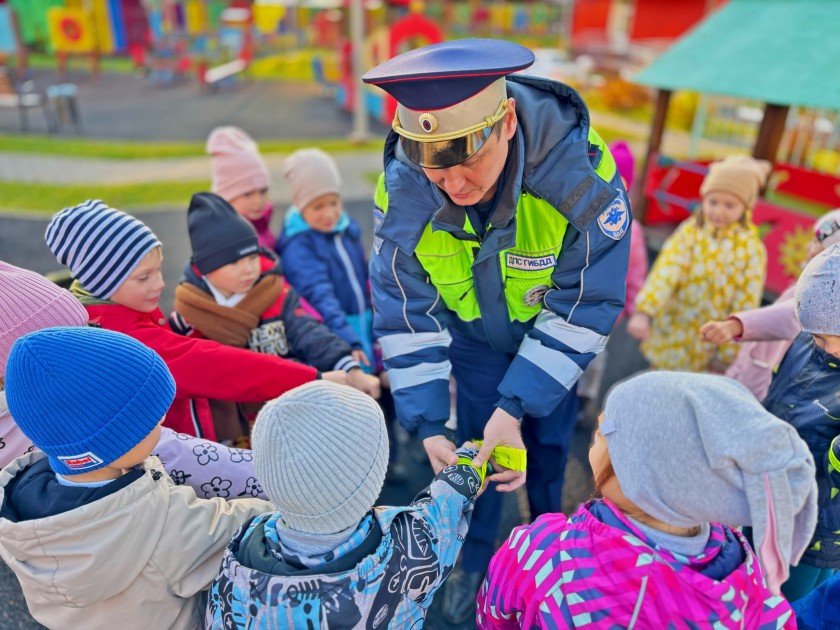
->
[634,88,672,221]
[752,103,790,163]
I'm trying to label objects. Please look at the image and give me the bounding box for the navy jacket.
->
[277,210,373,354]
[0,456,145,523]
[370,75,630,438]
[764,333,840,568]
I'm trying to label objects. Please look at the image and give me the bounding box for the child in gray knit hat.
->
[206,381,485,629]
[477,371,816,628]
[762,242,840,602]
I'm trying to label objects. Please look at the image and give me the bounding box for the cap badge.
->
[418,113,438,134]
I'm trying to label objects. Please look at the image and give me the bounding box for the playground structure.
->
[334,11,441,126]
[570,0,727,72]
[633,0,840,297]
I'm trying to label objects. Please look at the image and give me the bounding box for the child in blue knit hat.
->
[761,243,840,602]
[0,326,271,630]
[0,260,269,501]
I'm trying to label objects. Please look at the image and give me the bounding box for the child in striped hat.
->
[45,200,349,441]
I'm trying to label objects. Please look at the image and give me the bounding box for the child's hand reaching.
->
[457,441,488,496]
[626,312,651,341]
[351,349,370,367]
[700,319,743,345]
[322,371,349,386]
[347,368,381,399]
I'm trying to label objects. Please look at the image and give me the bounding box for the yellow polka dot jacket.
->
[635,216,766,371]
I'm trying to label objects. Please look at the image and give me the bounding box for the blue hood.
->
[282,207,351,240]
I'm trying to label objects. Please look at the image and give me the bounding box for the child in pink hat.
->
[207,126,275,250]
[0,261,88,468]
[207,126,323,322]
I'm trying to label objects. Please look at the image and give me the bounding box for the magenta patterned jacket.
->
[477,500,795,629]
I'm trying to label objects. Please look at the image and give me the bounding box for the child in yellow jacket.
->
[626,156,770,371]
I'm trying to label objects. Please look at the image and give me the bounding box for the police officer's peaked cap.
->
[363,39,534,169]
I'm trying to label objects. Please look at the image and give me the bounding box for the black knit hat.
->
[188,192,259,274]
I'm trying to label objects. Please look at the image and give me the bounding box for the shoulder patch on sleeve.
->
[597,195,629,240]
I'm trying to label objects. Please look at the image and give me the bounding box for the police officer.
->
[363,39,631,622]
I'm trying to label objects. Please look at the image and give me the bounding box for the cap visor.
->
[400,126,495,169]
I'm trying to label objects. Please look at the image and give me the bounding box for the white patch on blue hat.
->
[58,451,104,471]
[597,196,629,241]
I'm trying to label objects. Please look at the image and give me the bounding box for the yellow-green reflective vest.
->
[374,128,616,325]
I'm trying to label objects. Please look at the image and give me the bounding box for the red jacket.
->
[84,302,317,439]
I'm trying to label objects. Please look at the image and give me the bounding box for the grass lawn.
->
[0,180,210,214]
[0,133,384,160]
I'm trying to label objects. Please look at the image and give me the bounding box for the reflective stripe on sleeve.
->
[388,361,452,392]
[517,336,583,390]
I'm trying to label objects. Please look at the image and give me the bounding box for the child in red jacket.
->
[45,199,349,441]
[169,193,380,438]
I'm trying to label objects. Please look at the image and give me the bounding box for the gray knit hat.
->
[796,243,840,336]
[252,381,388,534]
[603,371,817,595]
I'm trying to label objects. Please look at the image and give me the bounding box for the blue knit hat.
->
[45,200,161,299]
[5,327,175,475]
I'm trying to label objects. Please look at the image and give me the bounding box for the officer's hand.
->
[347,368,381,399]
[321,370,349,386]
[423,435,458,474]
[700,318,743,345]
[474,408,527,493]
[626,312,651,342]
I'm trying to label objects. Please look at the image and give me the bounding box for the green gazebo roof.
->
[634,0,840,110]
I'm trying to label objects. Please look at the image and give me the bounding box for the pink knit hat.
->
[0,262,88,376]
[206,126,270,202]
[283,148,342,212]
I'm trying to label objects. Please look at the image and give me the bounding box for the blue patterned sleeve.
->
[394,447,483,602]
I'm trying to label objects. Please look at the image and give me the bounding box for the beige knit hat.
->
[282,148,342,212]
[252,381,388,534]
[206,126,270,202]
[700,156,772,210]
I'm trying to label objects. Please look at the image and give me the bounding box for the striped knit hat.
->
[45,200,161,299]
[5,326,175,475]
